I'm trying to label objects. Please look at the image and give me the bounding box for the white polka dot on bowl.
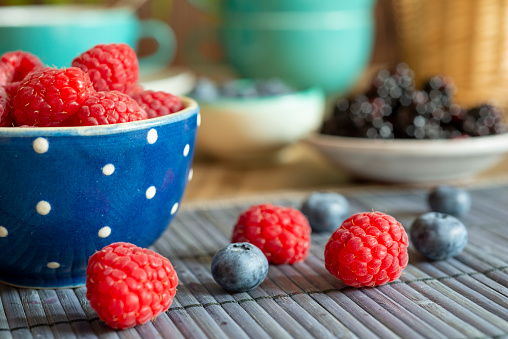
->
[146,186,156,199]
[102,164,115,176]
[147,129,158,144]
[47,262,60,269]
[33,137,49,154]
[36,201,51,215]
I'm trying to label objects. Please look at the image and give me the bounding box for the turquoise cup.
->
[0,5,176,76]
[187,0,376,95]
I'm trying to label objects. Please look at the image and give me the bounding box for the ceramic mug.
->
[186,0,375,95]
[0,5,176,76]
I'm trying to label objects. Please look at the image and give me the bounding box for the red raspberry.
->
[1,51,44,83]
[11,67,95,127]
[0,87,12,127]
[231,203,311,265]
[74,90,147,126]
[132,90,183,119]
[127,83,145,97]
[86,242,178,329]
[0,62,14,87]
[324,212,409,288]
[72,43,139,94]
[0,51,44,96]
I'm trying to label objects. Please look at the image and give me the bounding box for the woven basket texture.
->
[392,0,508,110]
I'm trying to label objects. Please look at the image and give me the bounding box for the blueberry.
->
[301,192,349,232]
[410,212,468,260]
[211,242,268,292]
[220,80,258,98]
[428,185,472,216]
[189,77,220,101]
[255,78,294,96]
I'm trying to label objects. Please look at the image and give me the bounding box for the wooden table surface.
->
[183,141,508,204]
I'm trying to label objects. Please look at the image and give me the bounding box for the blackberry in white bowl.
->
[306,63,508,183]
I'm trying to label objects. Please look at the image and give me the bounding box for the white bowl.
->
[195,87,326,163]
[139,67,196,96]
[304,132,508,183]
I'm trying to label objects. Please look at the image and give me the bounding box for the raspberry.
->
[11,67,95,127]
[231,203,311,265]
[0,51,44,97]
[132,90,183,119]
[0,50,44,83]
[74,91,146,126]
[127,83,145,97]
[72,43,139,94]
[324,212,409,287]
[0,87,12,127]
[86,242,178,329]
[0,62,14,87]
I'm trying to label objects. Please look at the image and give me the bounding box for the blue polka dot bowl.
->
[0,97,199,288]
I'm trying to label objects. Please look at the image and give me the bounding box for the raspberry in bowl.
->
[0,46,199,288]
[0,97,198,288]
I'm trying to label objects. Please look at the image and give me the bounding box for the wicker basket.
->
[392,0,508,110]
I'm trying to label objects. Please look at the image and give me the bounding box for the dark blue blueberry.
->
[220,80,258,98]
[410,212,468,260]
[255,78,294,96]
[300,192,349,232]
[211,242,268,292]
[189,77,220,101]
[428,185,471,216]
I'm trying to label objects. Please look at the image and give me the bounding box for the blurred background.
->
[2,0,508,199]
[167,0,398,76]
[0,0,398,88]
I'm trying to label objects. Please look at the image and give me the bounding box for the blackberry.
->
[321,63,506,140]
[423,75,455,108]
[392,91,458,139]
[461,104,506,136]
[322,95,395,139]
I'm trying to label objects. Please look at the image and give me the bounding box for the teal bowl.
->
[218,0,375,95]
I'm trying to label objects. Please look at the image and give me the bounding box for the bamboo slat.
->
[1,184,508,337]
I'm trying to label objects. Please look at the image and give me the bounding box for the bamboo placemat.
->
[2,184,508,338]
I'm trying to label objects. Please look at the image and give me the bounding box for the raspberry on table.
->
[86,242,178,329]
[11,66,95,127]
[231,203,311,265]
[132,90,183,119]
[72,43,139,94]
[324,212,409,287]
[74,90,147,126]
